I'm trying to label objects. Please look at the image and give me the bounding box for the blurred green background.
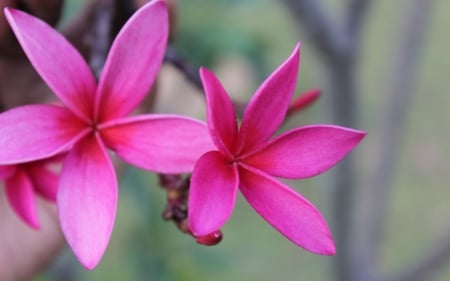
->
[36,0,450,280]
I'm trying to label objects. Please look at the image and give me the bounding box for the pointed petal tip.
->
[79,257,100,271]
[355,129,368,140]
[3,6,16,22]
[237,42,302,152]
[3,6,14,14]
[307,236,336,256]
[28,220,41,231]
[291,42,301,61]
[324,243,336,256]
[57,136,117,272]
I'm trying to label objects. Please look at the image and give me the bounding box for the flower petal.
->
[5,169,40,229]
[244,125,367,179]
[237,43,300,154]
[0,165,16,179]
[200,67,238,155]
[0,105,88,164]
[239,166,335,255]
[95,0,168,121]
[27,163,59,202]
[57,134,117,269]
[188,151,239,236]
[4,8,96,121]
[100,115,214,173]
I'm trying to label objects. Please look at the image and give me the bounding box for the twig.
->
[163,46,246,117]
[346,0,372,44]
[280,1,372,281]
[89,0,114,78]
[281,0,351,64]
[360,1,435,278]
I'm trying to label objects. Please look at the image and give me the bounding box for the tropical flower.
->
[188,43,366,255]
[0,158,59,229]
[0,0,213,269]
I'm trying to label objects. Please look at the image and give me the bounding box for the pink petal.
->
[239,166,335,255]
[27,163,59,202]
[244,125,366,179]
[5,169,40,229]
[0,105,89,164]
[200,67,238,155]
[95,0,168,122]
[57,134,117,269]
[4,8,96,122]
[188,151,239,236]
[237,43,300,154]
[100,115,214,173]
[0,165,16,179]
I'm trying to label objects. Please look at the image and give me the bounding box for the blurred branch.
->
[346,0,371,46]
[281,0,350,64]
[88,0,114,78]
[360,1,435,279]
[280,1,373,281]
[164,46,246,116]
[164,46,202,88]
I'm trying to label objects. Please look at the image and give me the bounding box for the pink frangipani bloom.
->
[0,1,213,269]
[0,158,58,229]
[188,43,366,255]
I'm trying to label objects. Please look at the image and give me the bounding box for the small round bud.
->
[195,231,223,246]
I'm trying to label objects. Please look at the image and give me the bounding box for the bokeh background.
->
[25,0,450,280]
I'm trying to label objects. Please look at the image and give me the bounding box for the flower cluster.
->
[0,0,366,270]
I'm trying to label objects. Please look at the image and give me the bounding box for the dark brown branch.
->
[359,0,435,280]
[89,0,114,78]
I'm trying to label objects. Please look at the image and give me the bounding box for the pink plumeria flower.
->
[0,158,58,229]
[188,43,366,255]
[0,1,213,269]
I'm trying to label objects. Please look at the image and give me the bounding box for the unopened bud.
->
[287,88,321,115]
[195,230,223,246]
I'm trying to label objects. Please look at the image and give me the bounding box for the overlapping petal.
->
[4,8,96,122]
[0,165,16,179]
[27,164,58,202]
[0,105,89,164]
[244,125,366,179]
[58,135,117,269]
[188,151,239,236]
[237,43,300,154]
[239,166,335,255]
[5,169,39,229]
[100,115,214,173]
[95,0,168,122]
[200,67,238,155]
